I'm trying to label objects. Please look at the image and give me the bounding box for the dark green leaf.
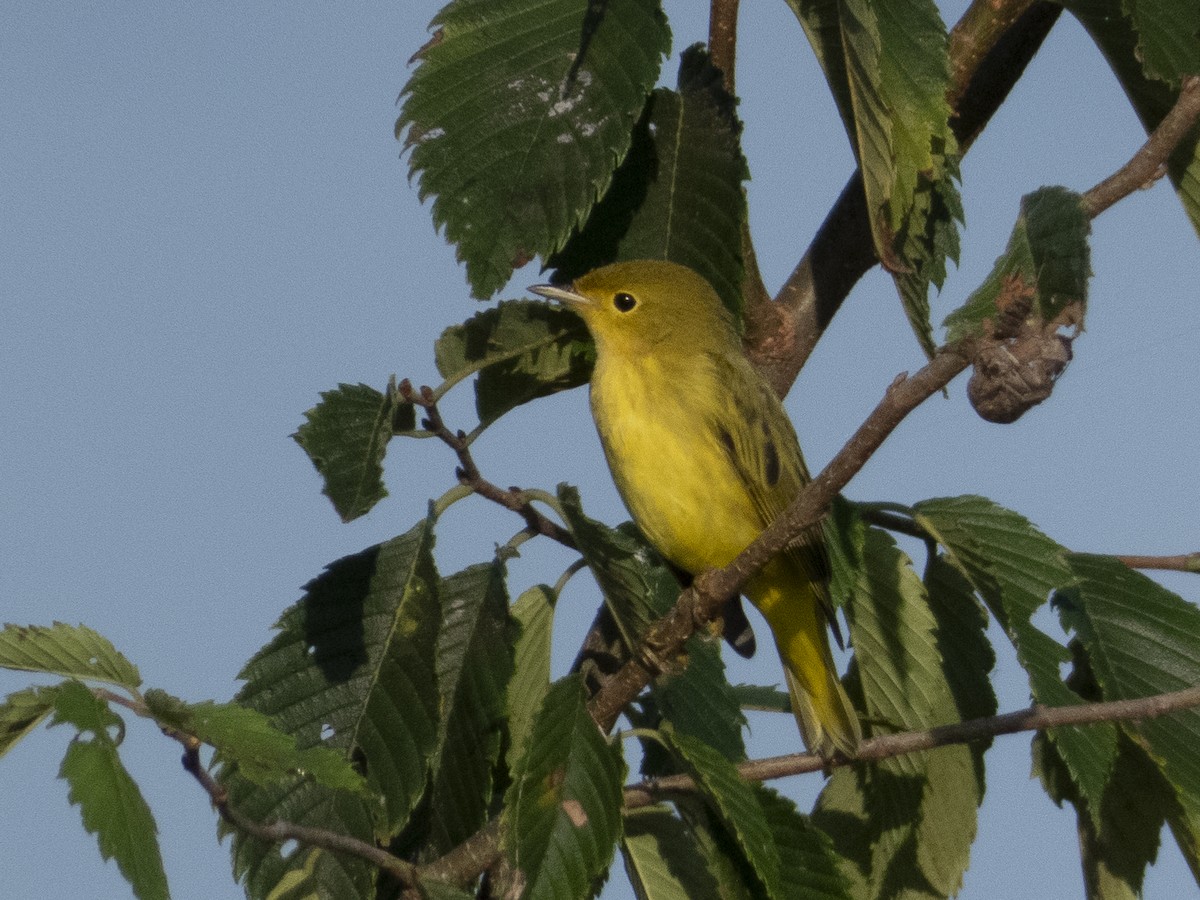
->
[225,517,441,896]
[1068,0,1200,238]
[913,495,1116,820]
[729,683,792,714]
[824,506,981,898]
[0,684,59,759]
[434,300,593,428]
[142,692,367,794]
[0,622,140,689]
[502,674,625,900]
[1058,554,1200,829]
[621,805,722,900]
[757,786,853,900]
[54,682,168,900]
[398,0,671,297]
[652,635,746,762]
[943,187,1090,342]
[551,45,749,319]
[667,729,783,899]
[423,561,514,855]
[558,485,680,651]
[293,380,413,522]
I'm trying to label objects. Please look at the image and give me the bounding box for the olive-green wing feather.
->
[705,356,836,625]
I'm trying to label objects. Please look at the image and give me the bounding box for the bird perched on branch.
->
[531,260,861,758]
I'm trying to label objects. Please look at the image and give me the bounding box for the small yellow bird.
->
[531,260,861,758]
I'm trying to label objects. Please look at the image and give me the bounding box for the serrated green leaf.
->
[293,380,413,522]
[558,484,680,652]
[263,847,322,900]
[0,622,141,689]
[54,682,168,900]
[621,805,722,900]
[943,187,1091,342]
[434,300,593,428]
[912,495,1116,821]
[789,0,958,293]
[551,45,749,319]
[398,0,671,297]
[1035,708,1178,898]
[143,691,367,794]
[418,877,477,900]
[757,786,853,900]
[667,729,783,899]
[652,635,746,762]
[823,506,980,898]
[224,516,441,896]
[507,585,555,773]
[1058,554,1200,831]
[423,560,514,856]
[1068,0,1200,239]
[502,674,625,900]
[0,684,59,759]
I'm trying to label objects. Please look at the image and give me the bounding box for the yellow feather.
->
[530,260,861,758]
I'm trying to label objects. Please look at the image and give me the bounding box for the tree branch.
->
[1082,75,1200,218]
[401,381,578,550]
[624,685,1200,805]
[753,1,1063,394]
[1116,552,1200,573]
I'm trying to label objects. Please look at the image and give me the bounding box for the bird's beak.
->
[528,282,590,308]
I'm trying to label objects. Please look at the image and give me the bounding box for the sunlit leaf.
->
[0,622,140,689]
[0,684,59,759]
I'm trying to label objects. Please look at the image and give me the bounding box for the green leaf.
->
[398,0,671,298]
[621,805,722,900]
[502,674,625,900]
[0,622,140,689]
[788,0,958,282]
[1033,695,1178,898]
[666,729,783,899]
[507,584,555,773]
[142,691,367,794]
[652,635,746,763]
[434,300,593,429]
[822,507,981,898]
[912,495,1116,819]
[1068,0,1200,238]
[943,186,1091,343]
[757,787,853,900]
[551,45,749,319]
[225,516,442,896]
[0,684,59,759]
[53,682,169,900]
[558,485,680,651]
[293,379,414,522]
[1058,554,1200,829]
[423,560,514,855]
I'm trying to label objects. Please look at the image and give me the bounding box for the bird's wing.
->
[706,357,837,628]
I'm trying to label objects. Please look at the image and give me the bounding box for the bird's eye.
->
[613,292,637,313]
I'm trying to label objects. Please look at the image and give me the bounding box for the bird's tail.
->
[748,561,861,759]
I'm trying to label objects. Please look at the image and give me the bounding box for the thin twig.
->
[624,684,1200,805]
[1116,553,1200,574]
[180,746,419,886]
[1082,75,1200,218]
[401,380,577,550]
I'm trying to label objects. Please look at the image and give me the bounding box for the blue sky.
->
[2,2,1197,897]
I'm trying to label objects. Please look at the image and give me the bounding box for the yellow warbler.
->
[531,260,861,758]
